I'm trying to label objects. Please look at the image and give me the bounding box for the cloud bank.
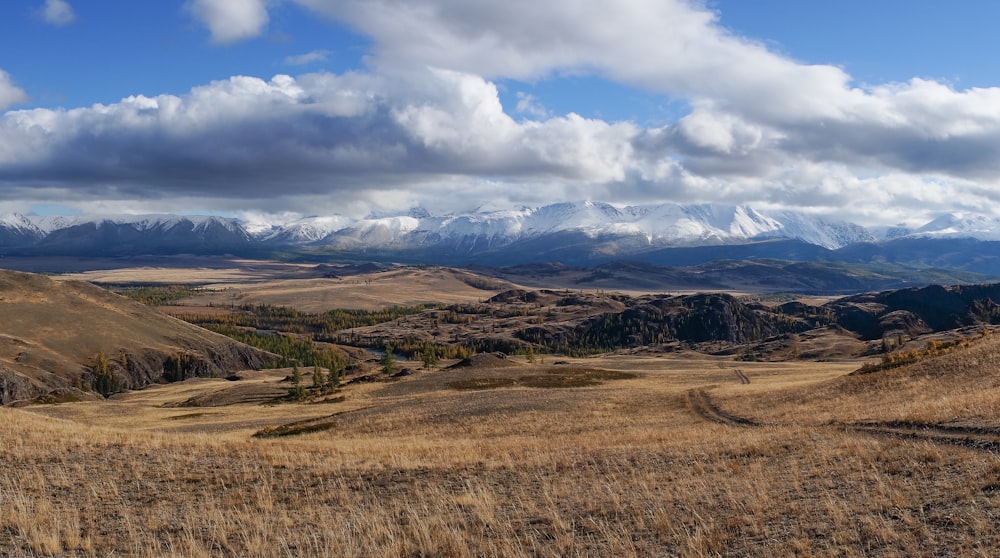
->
[2,0,1000,226]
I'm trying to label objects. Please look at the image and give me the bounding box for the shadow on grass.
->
[449,368,636,391]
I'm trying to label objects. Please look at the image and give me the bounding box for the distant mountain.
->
[253,201,875,251]
[910,213,1000,241]
[4,215,254,257]
[0,214,44,248]
[2,205,1000,278]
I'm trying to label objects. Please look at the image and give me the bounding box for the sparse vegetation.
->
[175,303,438,337]
[197,323,347,370]
[114,284,203,305]
[855,335,976,374]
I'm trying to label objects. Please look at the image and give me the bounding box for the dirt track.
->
[686,389,759,426]
[687,388,1000,454]
[848,421,1000,453]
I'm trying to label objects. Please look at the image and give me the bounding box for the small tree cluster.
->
[92,352,121,397]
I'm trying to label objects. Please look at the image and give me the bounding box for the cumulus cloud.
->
[0,70,29,110]
[40,0,76,26]
[293,0,855,123]
[187,0,269,44]
[286,1,1000,187]
[5,0,1000,224]
[0,70,638,214]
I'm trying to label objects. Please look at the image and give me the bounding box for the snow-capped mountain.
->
[758,210,874,248]
[307,202,870,250]
[3,214,254,256]
[910,213,1000,241]
[0,213,44,236]
[2,204,1000,271]
[257,215,355,243]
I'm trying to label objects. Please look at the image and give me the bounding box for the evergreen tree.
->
[326,363,342,394]
[312,365,323,389]
[380,344,397,376]
[420,344,439,369]
[289,364,306,402]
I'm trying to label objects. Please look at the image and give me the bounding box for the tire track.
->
[734,369,750,384]
[687,389,758,427]
[684,391,1000,454]
[847,421,1000,453]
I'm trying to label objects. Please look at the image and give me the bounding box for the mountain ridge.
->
[2,203,1000,275]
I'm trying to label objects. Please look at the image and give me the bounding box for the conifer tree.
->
[380,344,397,376]
[312,365,323,389]
[326,363,342,394]
[289,364,306,402]
[420,343,439,369]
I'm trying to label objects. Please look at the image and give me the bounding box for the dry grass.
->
[53,262,511,312]
[5,348,1000,556]
[168,267,508,312]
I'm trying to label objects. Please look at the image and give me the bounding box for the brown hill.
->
[0,270,275,404]
[724,328,1000,428]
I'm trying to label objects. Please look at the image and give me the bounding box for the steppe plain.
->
[2,260,1000,556]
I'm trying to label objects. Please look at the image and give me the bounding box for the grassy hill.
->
[0,270,275,404]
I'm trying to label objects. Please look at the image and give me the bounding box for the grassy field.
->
[5,264,1000,556]
[5,337,1000,556]
[58,265,510,312]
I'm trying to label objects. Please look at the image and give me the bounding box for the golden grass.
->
[4,350,1000,556]
[172,267,506,312]
[54,263,511,312]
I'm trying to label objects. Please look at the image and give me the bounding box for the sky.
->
[3,0,1000,226]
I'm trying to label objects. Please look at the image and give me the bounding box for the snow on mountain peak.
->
[913,213,1000,240]
[7,205,1000,257]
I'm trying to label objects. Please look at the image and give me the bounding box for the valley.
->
[2,262,1000,556]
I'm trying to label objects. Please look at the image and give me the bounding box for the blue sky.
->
[2,0,1000,226]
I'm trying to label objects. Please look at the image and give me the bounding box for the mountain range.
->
[1,202,999,275]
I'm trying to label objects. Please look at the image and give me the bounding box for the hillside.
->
[312,282,1000,361]
[0,270,275,404]
[723,321,1000,433]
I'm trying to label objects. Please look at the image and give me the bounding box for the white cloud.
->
[284,50,331,66]
[0,70,28,111]
[6,0,1000,225]
[187,0,269,44]
[291,0,854,123]
[0,70,639,214]
[514,92,548,118]
[40,0,76,26]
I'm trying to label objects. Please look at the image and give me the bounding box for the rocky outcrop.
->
[81,343,277,396]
